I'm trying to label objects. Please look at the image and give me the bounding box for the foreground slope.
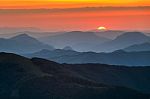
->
[0,53,149,99]
[33,58,150,94]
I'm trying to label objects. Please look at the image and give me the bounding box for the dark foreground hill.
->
[0,52,149,99]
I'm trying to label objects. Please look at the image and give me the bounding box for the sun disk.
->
[98,26,107,30]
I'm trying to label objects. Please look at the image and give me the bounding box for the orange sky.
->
[0,7,149,31]
[0,0,150,9]
[0,0,149,31]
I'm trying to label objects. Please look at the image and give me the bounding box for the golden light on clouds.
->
[0,0,150,9]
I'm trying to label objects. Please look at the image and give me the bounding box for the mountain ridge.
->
[93,32,150,52]
[40,31,110,51]
[0,34,54,54]
[0,52,149,98]
[25,49,150,66]
[123,42,150,52]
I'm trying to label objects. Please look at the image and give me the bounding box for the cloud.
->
[0,6,150,14]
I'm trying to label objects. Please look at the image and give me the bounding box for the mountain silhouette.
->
[95,30,125,39]
[40,31,110,52]
[123,42,150,52]
[0,27,41,37]
[10,33,35,40]
[0,34,54,54]
[93,32,150,52]
[25,49,150,66]
[0,52,149,99]
[63,46,74,51]
[25,49,79,59]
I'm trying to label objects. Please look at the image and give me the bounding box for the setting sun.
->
[98,26,107,31]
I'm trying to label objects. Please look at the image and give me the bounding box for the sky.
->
[0,0,150,31]
[0,0,150,8]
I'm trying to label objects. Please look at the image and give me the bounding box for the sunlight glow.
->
[98,26,107,30]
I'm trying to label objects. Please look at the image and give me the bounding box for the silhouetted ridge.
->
[31,57,59,65]
[41,31,110,51]
[10,34,44,43]
[124,42,150,52]
[11,33,31,39]
[0,52,43,76]
[0,53,149,99]
[92,32,150,52]
[0,34,54,54]
[115,32,149,41]
[112,50,127,53]
[25,49,150,66]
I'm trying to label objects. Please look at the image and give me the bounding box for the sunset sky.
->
[0,0,150,31]
[0,0,150,8]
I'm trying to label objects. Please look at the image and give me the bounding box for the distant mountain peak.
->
[0,34,54,53]
[41,31,110,52]
[15,33,30,37]
[92,31,150,52]
[10,33,34,40]
[123,42,150,52]
[116,32,148,39]
[113,32,150,43]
